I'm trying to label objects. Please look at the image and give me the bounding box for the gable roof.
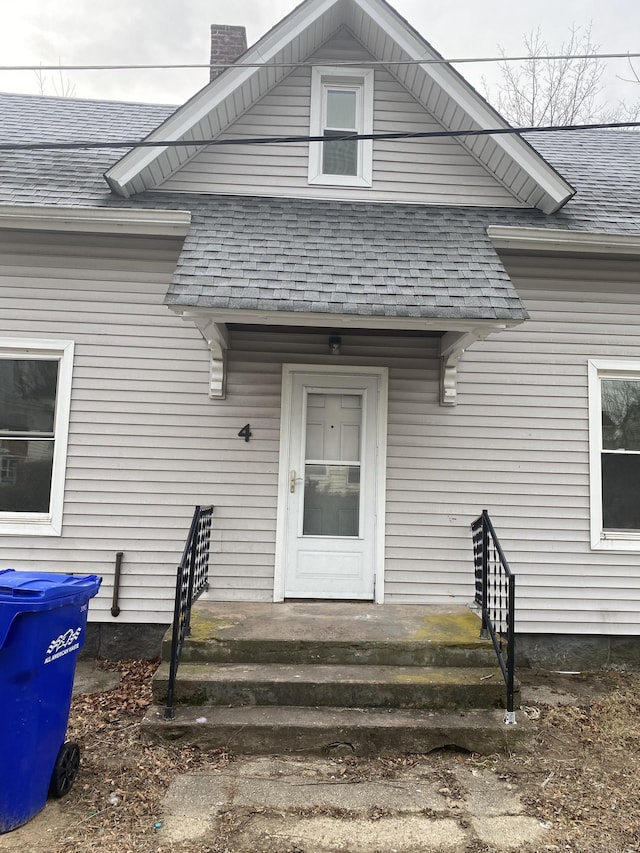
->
[1,93,637,235]
[104,0,574,213]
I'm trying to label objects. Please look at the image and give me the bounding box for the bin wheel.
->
[49,741,81,799]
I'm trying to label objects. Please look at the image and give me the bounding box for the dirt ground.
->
[2,660,640,853]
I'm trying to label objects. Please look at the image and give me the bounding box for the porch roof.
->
[165,194,528,322]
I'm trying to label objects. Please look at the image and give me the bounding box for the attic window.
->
[308,66,373,188]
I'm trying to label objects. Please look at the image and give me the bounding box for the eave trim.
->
[488,226,640,257]
[0,205,191,238]
[168,305,522,332]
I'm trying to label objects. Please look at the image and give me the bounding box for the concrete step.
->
[164,601,497,668]
[142,703,534,756]
[152,661,513,710]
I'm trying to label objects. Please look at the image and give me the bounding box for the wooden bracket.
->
[182,314,229,398]
[440,329,495,406]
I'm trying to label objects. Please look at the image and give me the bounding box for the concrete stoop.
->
[143,601,533,755]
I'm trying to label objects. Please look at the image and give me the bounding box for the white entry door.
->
[277,366,387,601]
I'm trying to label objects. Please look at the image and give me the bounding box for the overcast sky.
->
[1,0,639,110]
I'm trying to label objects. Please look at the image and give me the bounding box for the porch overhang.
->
[165,196,528,405]
[169,305,515,405]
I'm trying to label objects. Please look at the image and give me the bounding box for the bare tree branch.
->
[617,56,640,85]
[487,23,640,128]
[33,59,76,98]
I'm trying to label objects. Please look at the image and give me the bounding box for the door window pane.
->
[303,464,360,536]
[305,394,361,461]
[303,392,362,536]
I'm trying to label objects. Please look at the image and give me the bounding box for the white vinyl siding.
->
[159,31,522,207]
[0,231,259,624]
[5,231,640,637]
[461,253,640,636]
[376,260,640,637]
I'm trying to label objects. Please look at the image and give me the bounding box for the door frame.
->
[274,363,388,603]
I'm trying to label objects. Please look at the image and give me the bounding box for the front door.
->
[276,365,387,600]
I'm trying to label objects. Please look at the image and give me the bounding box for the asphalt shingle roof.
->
[0,93,172,207]
[1,92,639,322]
[163,195,526,320]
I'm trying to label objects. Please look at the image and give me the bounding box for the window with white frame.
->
[308,66,373,187]
[589,358,640,549]
[0,340,74,536]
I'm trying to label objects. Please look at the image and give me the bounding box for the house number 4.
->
[238,423,252,443]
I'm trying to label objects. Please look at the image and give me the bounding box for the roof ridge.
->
[0,90,177,110]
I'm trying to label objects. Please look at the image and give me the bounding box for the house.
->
[1,0,640,669]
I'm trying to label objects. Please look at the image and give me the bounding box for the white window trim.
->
[588,357,640,551]
[308,66,374,188]
[0,339,74,536]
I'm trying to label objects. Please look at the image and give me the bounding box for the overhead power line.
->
[1,120,639,153]
[2,51,640,73]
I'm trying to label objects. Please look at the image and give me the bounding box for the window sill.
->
[0,517,61,536]
[308,173,372,188]
[591,533,640,552]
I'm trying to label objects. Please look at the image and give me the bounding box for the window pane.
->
[602,378,640,450]
[0,439,54,512]
[322,132,357,176]
[0,359,58,434]
[303,464,360,536]
[326,89,356,129]
[602,452,640,529]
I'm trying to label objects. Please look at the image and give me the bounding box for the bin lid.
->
[0,569,101,602]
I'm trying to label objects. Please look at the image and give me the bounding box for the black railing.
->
[164,505,214,720]
[471,509,517,724]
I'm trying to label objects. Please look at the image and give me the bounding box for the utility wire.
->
[1,121,639,152]
[3,51,640,72]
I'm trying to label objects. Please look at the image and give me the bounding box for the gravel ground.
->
[1,660,639,853]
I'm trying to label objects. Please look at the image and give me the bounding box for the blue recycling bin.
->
[0,569,101,834]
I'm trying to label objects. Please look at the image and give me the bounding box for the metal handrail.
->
[471,509,517,724]
[163,505,214,721]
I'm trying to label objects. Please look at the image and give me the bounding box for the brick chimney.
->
[209,25,247,81]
